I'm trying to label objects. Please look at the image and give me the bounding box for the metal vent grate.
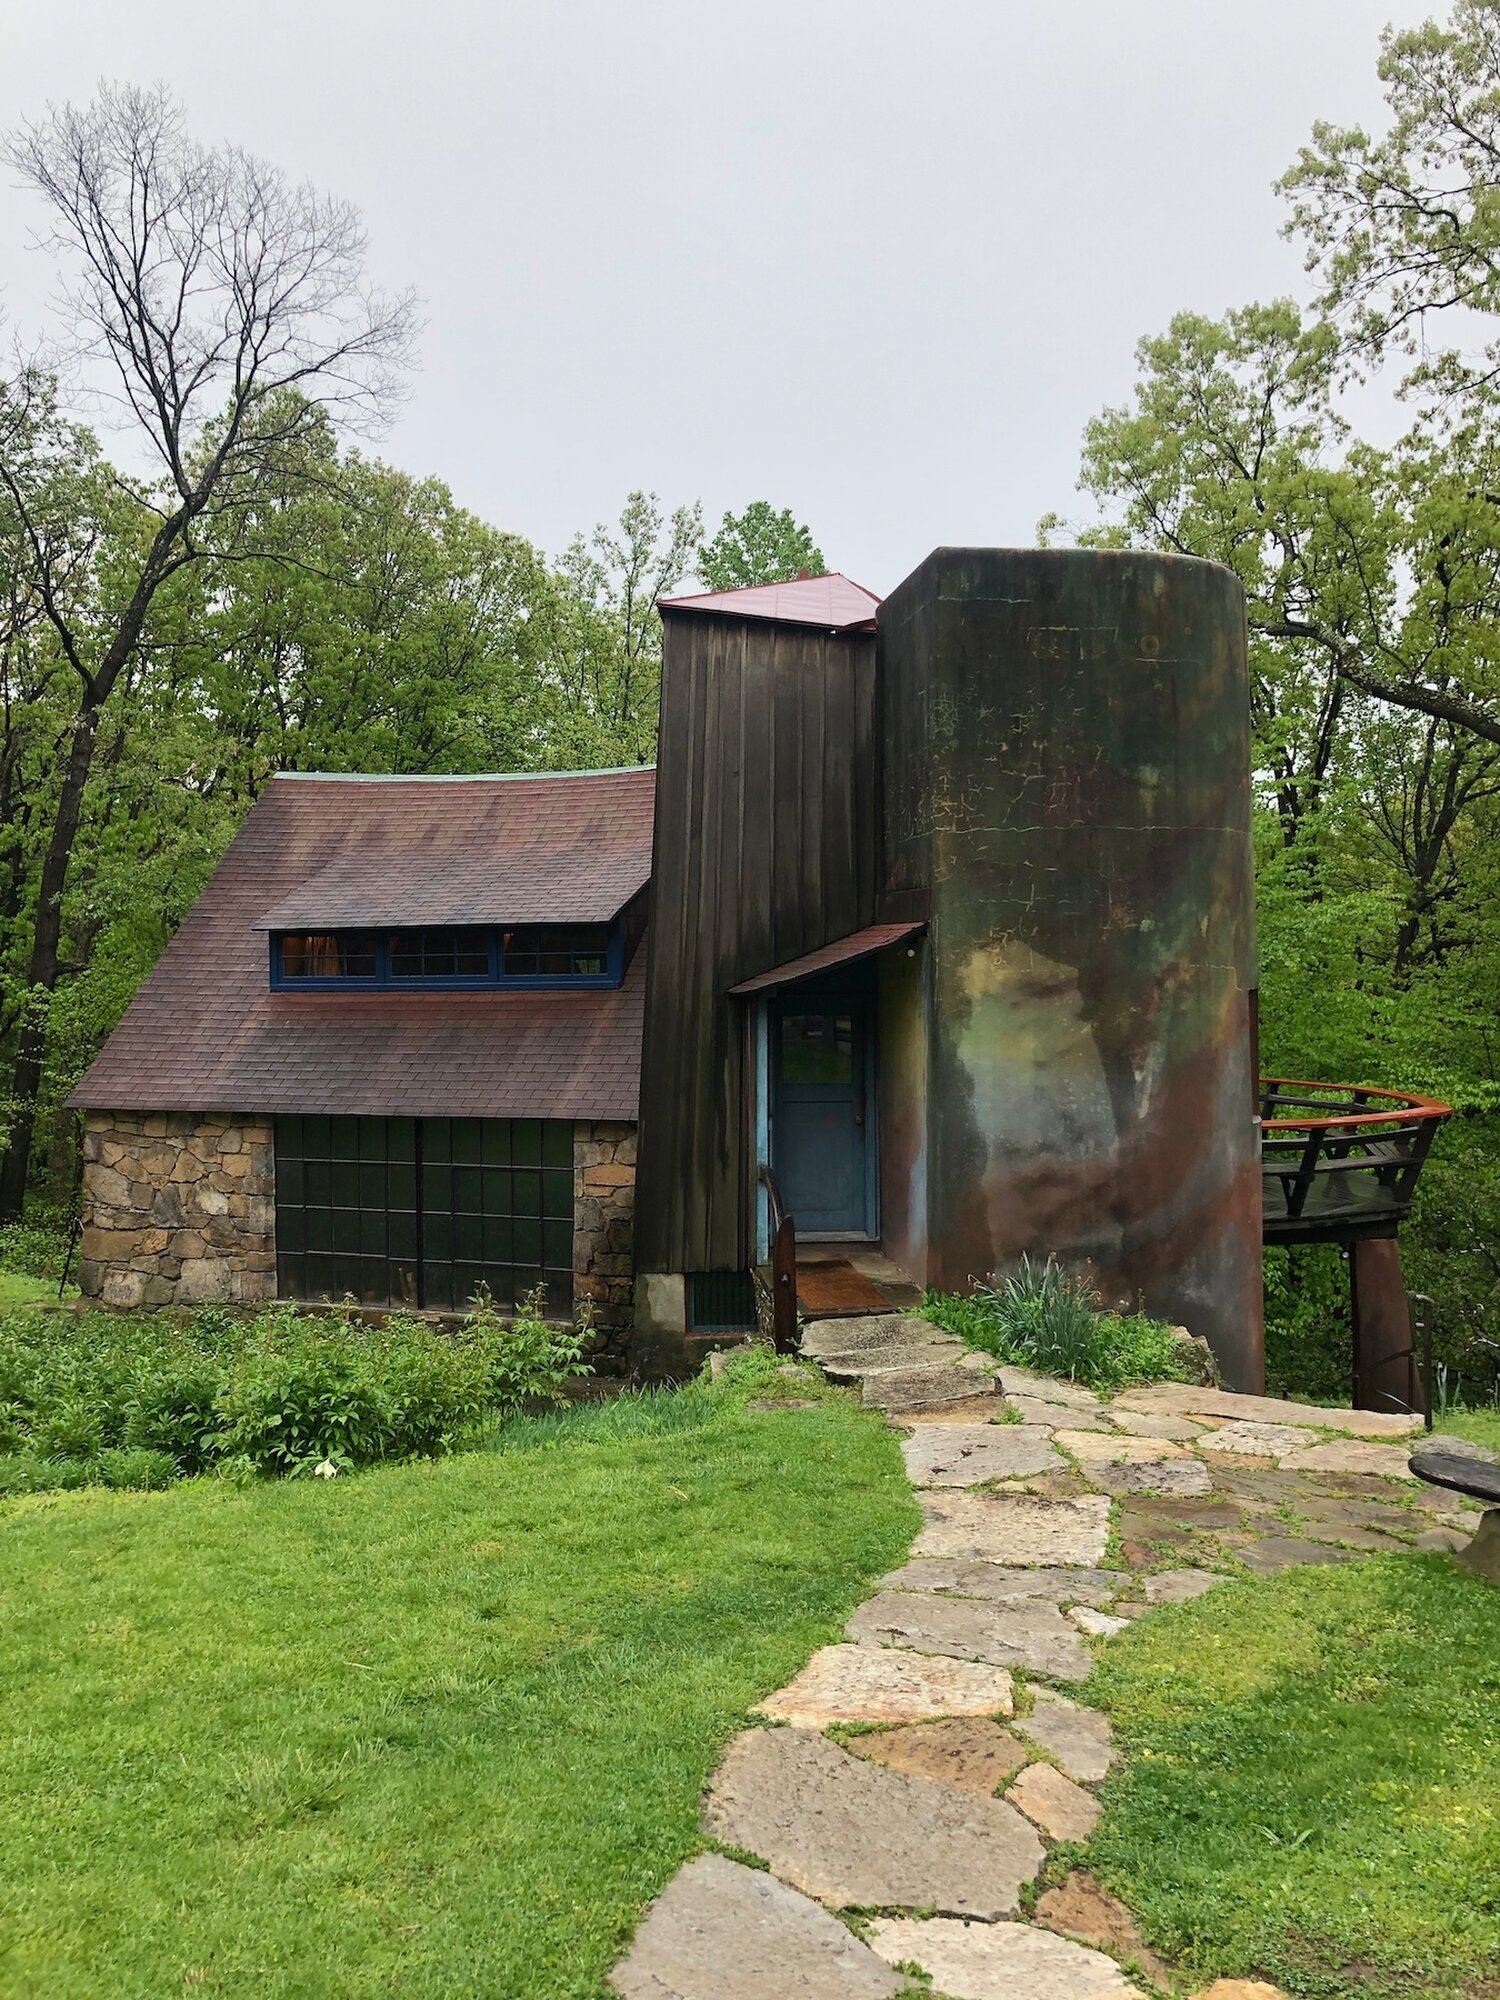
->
[686,1269,757,1333]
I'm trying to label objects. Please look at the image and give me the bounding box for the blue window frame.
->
[271,921,623,990]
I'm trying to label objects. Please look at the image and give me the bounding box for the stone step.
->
[914,1492,1113,1568]
[1113,1382,1422,1438]
[608,1852,902,1999]
[704,1726,1045,1922]
[862,1363,999,1413]
[755,1642,1014,1728]
[1012,1689,1116,1784]
[900,1424,1064,1486]
[847,1590,1092,1680]
[879,1559,1126,1606]
[868,1916,1136,2000]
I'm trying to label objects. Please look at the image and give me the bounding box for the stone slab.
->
[608,1852,902,1999]
[1190,1984,1290,2000]
[1013,1690,1115,1784]
[1069,1606,1131,1638]
[757,1644,1014,1727]
[1008,1760,1102,1842]
[1035,1871,1175,1989]
[998,1367,1103,1409]
[1083,1458,1214,1499]
[862,1364,993,1413]
[914,1493,1112,1567]
[899,1395,1020,1424]
[869,1916,1133,2000]
[1008,1397,1116,1431]
[1280,1439,1418,1480]
[846,1716,1027,1793]
[1107,1408,1209,1439]
[1143,1567,1226,1604]
[802,1314,956,1360]
[901,1424,1064,1485]
[1237,1537,1364,1576]
[879,1560,1126,1607]
[848,1591,1092,1680]
[1198,1421,1320,1457]
[1057,1429,1188,1464]
[705,1727,1044,1920]
[1113,1383,1421,1438]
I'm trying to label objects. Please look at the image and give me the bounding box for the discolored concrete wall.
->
[877,548,1263,1389]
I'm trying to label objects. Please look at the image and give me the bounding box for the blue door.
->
[772,983,875,1236]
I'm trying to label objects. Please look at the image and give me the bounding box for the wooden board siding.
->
[635,612,877,1273]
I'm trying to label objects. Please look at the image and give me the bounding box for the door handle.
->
[853,1112,865,1126]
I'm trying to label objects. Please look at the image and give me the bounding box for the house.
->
[72,547,1265,1390]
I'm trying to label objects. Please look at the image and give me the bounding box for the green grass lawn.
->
[1436,1405,1500,1455]
[0,1269,61,1307]
[0,1364,916,1998]
[1087,1554,1500,2000]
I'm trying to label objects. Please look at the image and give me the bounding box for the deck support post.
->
[1349,1236,1418,1414]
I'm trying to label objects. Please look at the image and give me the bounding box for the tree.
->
[538,491,702,765]
[1281,0,1500,389]
[698,500,825,590]
[0,83,417,1216]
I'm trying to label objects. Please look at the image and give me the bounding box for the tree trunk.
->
[0,698,99,1220]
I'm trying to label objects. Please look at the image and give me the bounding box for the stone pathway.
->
[610,1321,1488,1999]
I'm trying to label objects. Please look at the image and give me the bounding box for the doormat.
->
[796,1261,895,1318]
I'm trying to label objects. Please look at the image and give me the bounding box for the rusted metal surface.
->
[1350,1238,1423,1416]
[877,548,1263,1390]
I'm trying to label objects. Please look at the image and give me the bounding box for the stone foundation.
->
[574,1120,637,1367]
[79,1110,276,1308]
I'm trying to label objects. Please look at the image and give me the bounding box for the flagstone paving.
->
[608,1324,1487,1999]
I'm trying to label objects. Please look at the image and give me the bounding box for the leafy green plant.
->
[216,1337,393,1478]
[123,1365,227,1475]
[464,1285,593,1415]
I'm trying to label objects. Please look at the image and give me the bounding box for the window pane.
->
[452,1120,482,1166]
[543,1218,572,1269]
[279,932,378,979]
[482,1122,512,1167]
[331,1161,359,1207]
[304,1160,331,1206]
[512,1170,541,1215]
[275,1116,302,1159]
[780,1012,854,1086]
[331,1117,359,1160]
[358,1161,385,1207]
[388,1118,415,1163]
[501,924,612,979]
[542,1168,573,1218]
[302,1116,331,1159]
[388,1164,416,1211]
[542,1122,573,1170]
[332,1208,360,1253]
[513,1121,542,1167]
[453,1167,482,1214]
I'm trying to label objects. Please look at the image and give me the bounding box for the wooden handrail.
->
[756,1164,799,1354]
[1260,1077,1453,1133]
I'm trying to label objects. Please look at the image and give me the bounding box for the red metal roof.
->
[69,770,652,1121]
[659,572,881,632]
[727,923,925,995]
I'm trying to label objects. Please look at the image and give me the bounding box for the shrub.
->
[922,1256,1198,1392]
[0,1218,71,1282]
[124,1366,227,1474]
[217,1337,393,1477]
[464,1286,593,1415]
[96,1447,177,1490]
[30,1397,104,1462]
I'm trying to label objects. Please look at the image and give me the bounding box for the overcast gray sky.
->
[0,0,1439,593]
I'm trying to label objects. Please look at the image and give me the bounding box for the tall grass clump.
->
[921,1255,1202,1392]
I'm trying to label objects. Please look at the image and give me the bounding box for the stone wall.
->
[574,1119,636,1366]
[79,1110,276,1308]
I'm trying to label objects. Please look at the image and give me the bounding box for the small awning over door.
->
[727,922,925,997]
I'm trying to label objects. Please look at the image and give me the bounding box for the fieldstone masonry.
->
[574,1119,637,1363]
[80,1109,276,1307]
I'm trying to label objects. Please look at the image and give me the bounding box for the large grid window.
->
[279,932,380,979]
[274,1115,574,1317]
[390,927,490,979]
